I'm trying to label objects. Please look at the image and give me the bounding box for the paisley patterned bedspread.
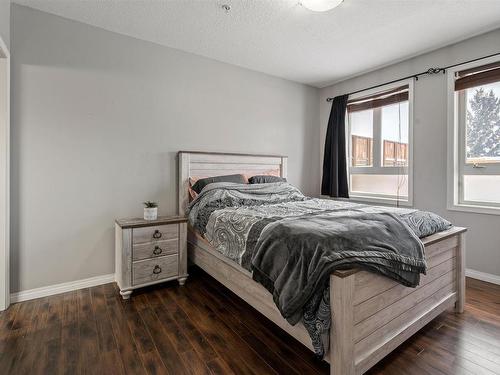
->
[187,182,452,358]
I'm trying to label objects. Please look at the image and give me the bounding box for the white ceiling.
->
[15,0,500,88]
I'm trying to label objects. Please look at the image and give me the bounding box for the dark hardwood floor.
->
[1,268,499,374]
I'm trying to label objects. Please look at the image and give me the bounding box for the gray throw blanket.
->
[187,182,451,357]
[251,210,426,325]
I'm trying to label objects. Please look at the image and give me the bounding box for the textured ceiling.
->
[15,0,500,87]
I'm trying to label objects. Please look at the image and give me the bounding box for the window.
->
[448,59,500,213]
[347,82,413,205]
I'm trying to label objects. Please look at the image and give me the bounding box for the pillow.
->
[188,177,200,202]
[248,175,287,184]
[191,174,247,194]
[188,185,198,202]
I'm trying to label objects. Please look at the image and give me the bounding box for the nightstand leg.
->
[178,277,188,286]
[120,290,132,300]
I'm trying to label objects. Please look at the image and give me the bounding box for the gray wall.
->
[320,28,500,278]
[11,5,319,292]
[0,0,9,50]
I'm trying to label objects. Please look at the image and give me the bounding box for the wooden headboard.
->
[178,151,288,214]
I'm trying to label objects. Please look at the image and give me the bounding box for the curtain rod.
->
[326,51,500,102]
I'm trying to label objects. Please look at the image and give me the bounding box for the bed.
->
[178,150,466,375]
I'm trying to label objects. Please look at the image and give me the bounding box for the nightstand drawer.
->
[133,224,178,244]
[132,255,178,286]
[133,239,178,261]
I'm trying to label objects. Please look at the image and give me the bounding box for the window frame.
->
[347,79,414,206]
[447,56,500,215]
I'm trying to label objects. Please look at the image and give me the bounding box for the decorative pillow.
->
[248,175,287,184]
[191,174,247,194]
[188,186,198,202]
[188,177,200,202]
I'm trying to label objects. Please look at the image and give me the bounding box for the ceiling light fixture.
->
[300,0,343,12]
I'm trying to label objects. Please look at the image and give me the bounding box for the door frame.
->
[0,35,10,311]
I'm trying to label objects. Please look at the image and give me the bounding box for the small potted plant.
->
[143,201,158,220]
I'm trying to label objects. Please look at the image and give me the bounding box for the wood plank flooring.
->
[1,268,499,374]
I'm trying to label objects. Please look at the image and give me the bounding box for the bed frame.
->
[178,150,466,375]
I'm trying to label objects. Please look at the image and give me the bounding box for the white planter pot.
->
[144,207,158,220]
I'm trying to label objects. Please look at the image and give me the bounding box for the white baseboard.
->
[10,273,115,303]
[9,268,499,303]
[466,268,500,286]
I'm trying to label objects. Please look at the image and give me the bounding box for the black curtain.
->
[321,94,349,198]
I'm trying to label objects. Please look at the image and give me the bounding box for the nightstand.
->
[115,215,188,299]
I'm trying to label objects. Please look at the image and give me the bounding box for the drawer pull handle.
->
[153,265,162,274]
[153,230,162,239]
[153,246,163,255]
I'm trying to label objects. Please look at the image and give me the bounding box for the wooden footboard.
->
[330,227,466,375]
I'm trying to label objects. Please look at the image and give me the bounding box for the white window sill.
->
[447,203,500,216]
[333,194,413,207]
